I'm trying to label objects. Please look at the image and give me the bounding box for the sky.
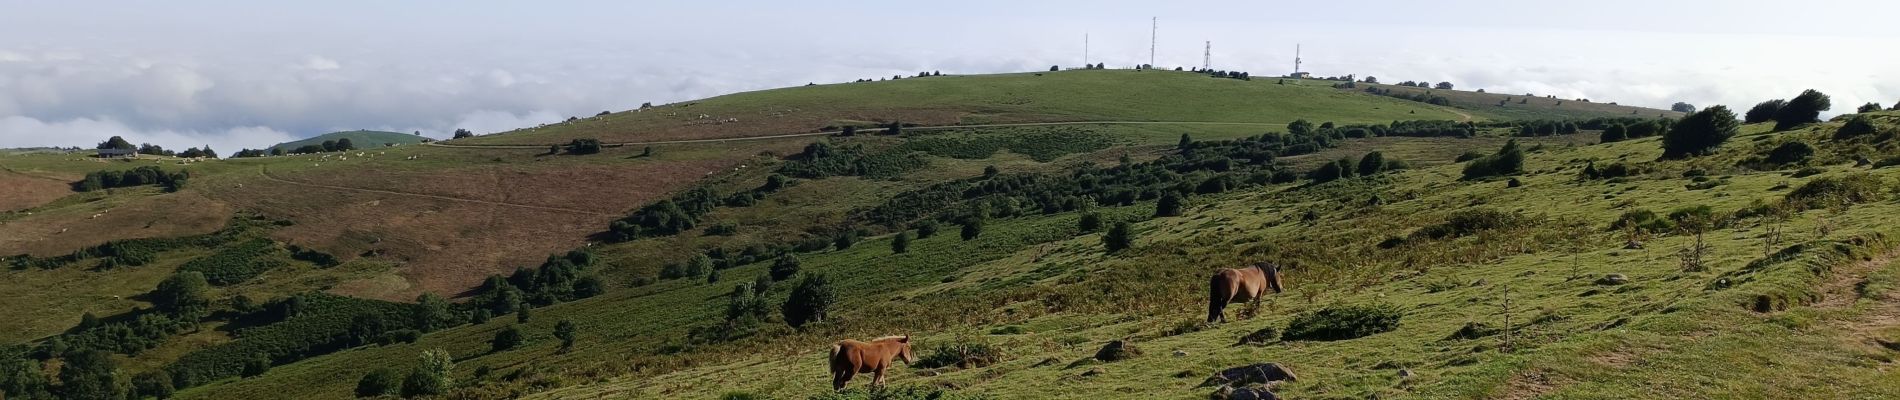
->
[2,0,1896,152]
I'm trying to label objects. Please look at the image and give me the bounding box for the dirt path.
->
[1813,250,1900,353]
[256,167,617,216]
[424,120,1292,149]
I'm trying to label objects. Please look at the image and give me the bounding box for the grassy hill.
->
[8,70,1885,400]
[270,130,428,151]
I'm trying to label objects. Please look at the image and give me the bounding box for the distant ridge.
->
[270,130,427,151]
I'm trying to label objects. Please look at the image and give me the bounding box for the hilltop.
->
[270,130,429,152]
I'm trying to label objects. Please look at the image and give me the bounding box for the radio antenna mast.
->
[1294,44,1303,76]
[1202,41,1211,70]
[1148,17,1157,67]
[1084,32,1090,67]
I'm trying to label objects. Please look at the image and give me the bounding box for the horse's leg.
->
[834,369,853,390]
[873,365,887,387]
[1208,289,1228,324]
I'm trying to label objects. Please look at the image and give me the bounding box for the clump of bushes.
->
[913,339,1005,370]
[1460,140,1525,180]
[1784,173,1887,210]
[1610,209,1674,233]
[1411,208,1528,240]
[1282,303,1403,341]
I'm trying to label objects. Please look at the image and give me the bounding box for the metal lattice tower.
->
[1294,44,1303,75]
[1202,41,1211,70]
[1149,17,1157,67]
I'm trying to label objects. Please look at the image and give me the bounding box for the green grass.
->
[268,130,428,152]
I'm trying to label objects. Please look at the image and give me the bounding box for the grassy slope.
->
[452,70,1504,146]
[176,113,1900,399]
[268,130,428,151]
[1362,83,1688,121]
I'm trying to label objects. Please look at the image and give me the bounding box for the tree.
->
[97,136,135,150]
[133,370,174,399]
[1079,212,1103,232]
[152,271,211,320]
[335,138,355,151]
[1745,99,1785,124]
[565,138,602,154]
[782,273,837,328]
[913,220,938,239]
[242,354,271,378]
[491,325,524,352]
[1435,81,1454,90]
[400,349,452,397]
[961,217,984,241]
[1363,76,1378,83]
[891,231,911,254]
[762,174,789,192]
[414,293,455,332]
[1287,119,1315,136]
[1600,124,1628,143]
[1858,102,1883,113]
[769,254,801,281]
[452,129,474,139]
[516,305,532,324]
[1357,152,1386,176]
[1662,105,1741,158]
[58,350,120,400]
[983,165,999,178]
[1155,192,1184,217]
[1765,141,1814,165]
[1774,89,1831,130]
[1309,161,1346,183]
[833,230,857,251]
[1104,222,1134,253]
[1461,140,1525,180]
[1671,102,1697,113]
[355,368,399,398]
[554,320,578,352]
[1050,65,1060,71]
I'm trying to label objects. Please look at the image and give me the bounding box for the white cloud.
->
[301,56,340,71]
[0,115,295,152]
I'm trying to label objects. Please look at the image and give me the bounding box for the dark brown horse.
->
[829,335,917,390]
[1208,262,1285,323]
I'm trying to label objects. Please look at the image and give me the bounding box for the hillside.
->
[7,70,1877,400]
[270,130,428,152]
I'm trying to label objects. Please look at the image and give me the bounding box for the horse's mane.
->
[870,335,907,342]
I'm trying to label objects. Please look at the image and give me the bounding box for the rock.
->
[1236,327,1280,346]
[1094,340,1142,362]
[1398,369,1414,379]
[916,370,941,377]
[1201,363,1298,388]
[1211,385,1279,400]
[1624,240,1645,250]
[1082,367,1107,377]
[1596,274,1630,285]
[1173,350,1189,357]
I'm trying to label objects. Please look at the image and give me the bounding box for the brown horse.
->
[1208,262,1285,323]
[829,335,917,390]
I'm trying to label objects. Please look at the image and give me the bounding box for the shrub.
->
[782,273,837,328]
[1155,192,1184,217]
[1104,222,1134,253]
[1746,99,1785,124]
[1356,152,1386,176]
[1411,208,1526,240]
[960,218,984,241]
[1784,173,1886,210]
[1764,141,1814,165]
[913,220,938,239]
[1599,124,1628,143]
[1078,212,1103,232]
[241,354,271,378]
[1610,209,1675,233]
[1461,140,1525,179]
[1775,89,1832,131]
[1836,115,1878,139]
[492,326,523,352]
[913,339,1005,369]
[833,231,858,251]
[1282,304,1404,341]
[355,368,399,397]
[564,138,602,155]
[554,320,578,351]
[891,232,911,254]
[769,254,801,281]
[1662,105,1741,158]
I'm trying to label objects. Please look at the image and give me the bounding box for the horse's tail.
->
[1207,272,1226,323]
[827,342,844,372]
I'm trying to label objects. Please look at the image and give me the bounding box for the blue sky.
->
[2,0,1895,151]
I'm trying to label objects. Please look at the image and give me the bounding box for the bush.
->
[1599,124,1628,143]
[241,354,271,378]
[355,368,399,397]
[1775,89,1831,131]
[1411,208,1527,240]
[1662,105,1741,158]
[1746,99,1785,124]
[1282,304,1404,341]
[400,349,452,397]
[491,326,523,352]
[1155,192,1184,217]
[1610,209,1675,234]
[891,232,911,254]
[913,339,1005,369]
[1078,212,1103,232]
[564,138,602,155]
[769,254,801,281]
[960,218,983,241]
[1784,173,1887,210]
[1764,141,1814,165]
[1836,115,1878,139]
[1461,140,1525,180]
[782,273,837,328]
[178,238,284,286]
[1356,152,1386,176]
[1103,222,1134,253]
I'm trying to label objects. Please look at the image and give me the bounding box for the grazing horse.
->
[829,335,917,390]
[1208,262,1285,323]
